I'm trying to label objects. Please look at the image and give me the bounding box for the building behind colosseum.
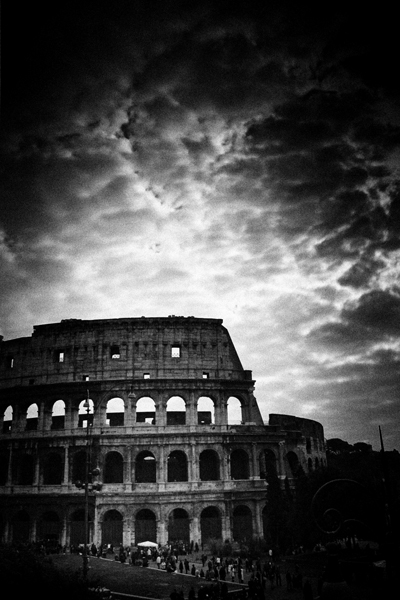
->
[0,316,326,549]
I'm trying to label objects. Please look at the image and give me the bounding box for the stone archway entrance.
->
[168,508,189,545]
[102,509,123,546]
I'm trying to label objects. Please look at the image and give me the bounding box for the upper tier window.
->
[171,346,180,358]
[110,345,120,359]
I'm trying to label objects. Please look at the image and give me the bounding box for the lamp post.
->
[82,391,91,582]
[77,384,136,582]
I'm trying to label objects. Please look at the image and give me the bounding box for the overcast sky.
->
[1,1,400,450]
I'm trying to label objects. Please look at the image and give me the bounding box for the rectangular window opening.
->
[203,372,209,379]
[58,352,64,363]
[143,373,150,379]
[110,345,120,359]
[171,346,181,358]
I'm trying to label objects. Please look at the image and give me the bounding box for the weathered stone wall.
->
[0,316,326,549]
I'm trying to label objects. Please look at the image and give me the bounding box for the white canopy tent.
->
[137,541,158,548]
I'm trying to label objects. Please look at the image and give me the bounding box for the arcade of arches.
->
[7,503,261,549]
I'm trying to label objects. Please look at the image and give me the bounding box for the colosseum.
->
[0,316,325,549]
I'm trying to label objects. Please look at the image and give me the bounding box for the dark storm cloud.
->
[2,1,400,448]
[309,288,400,350]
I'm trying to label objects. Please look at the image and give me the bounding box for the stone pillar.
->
[38,400,46,431]
[130,393,137,426]
[157,394,167,427]
[31,518,37,542]
[254,502,263,539]
[158,444,165,484]
[61,512,68,547]
[278,441,286,478]
[33,452,40,486]
[7,445,13,485]
[190,443,197,483]
[187,390,197,426]
[190,515,200,547]
[125,393,134,428]
[126,447,132,486]
[222,502,232,541]
[63,446,69,485]
[251,443,258,478]
[65,400,76,431]
[222,449,230,481]
[158,511,167,546]
[220,394,228,426]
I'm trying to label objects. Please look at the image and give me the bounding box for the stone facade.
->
[0,316,326,548]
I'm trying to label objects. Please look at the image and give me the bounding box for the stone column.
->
[254,501,263,539]
[278,441,286,478]
[251,443,258,478]
[63,446,69,485]
[220,394,228,426]
[221,448,230,481]
[65,400,76,431]
[158,444,165,485]
[38,401,47,431]
[190,515,200,547]
[190,443,197,483]
[222,502,232,541]
[157,393,167,427]
[7,445,13,485]
[33,453,40,486]
[187,390,197,426]
[125,446,132,487]
[125,393,134,428]
[61,512,68,547]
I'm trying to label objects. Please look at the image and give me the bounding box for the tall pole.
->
[83,390,90,582]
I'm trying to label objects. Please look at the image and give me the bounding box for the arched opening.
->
[199,450,220,481]
[167,450,188,482]
[200,506,222,543]
[104,451,124,483]
[102,510,123,546]
[51,400,65,430]
[168,508,189,545]
[230,449,249,479]
[26,403,39,431]
[260,449,277,479]
[106,397,124,427]
[315,457,320,469]
[12,510,30,542]
[78,398,94,428]
[3,405,12,433]
[233,505,253,542]
[70,509,92,546]
[43,452,63,485]
[0,450,9,485]
[227,397,242,425]
[72,450,87,485]
[286,451,300,477]
[135,509,157,544]
[135,451,156,483]
[38,511,61,545]
[166,396,186,425]
[197,397,215,425]
[15,454,34,485]
[136,397,156,424]
[308,458,313,472]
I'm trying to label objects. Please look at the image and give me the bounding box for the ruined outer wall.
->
[0,316,250,388]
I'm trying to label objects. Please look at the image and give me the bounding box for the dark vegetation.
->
[263,439,400,556]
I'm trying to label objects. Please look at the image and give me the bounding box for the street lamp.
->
[77,385,136,582]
